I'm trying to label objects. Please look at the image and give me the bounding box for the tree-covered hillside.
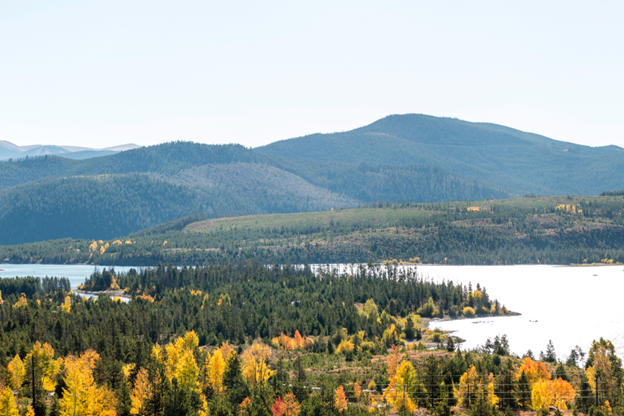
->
[2,194,623,265]
[0,175,209,245]
[258,114,624,196]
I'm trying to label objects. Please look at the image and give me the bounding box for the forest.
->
[1,194,623,266]
[0,263,620,416]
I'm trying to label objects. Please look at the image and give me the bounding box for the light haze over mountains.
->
[0,141,140,161]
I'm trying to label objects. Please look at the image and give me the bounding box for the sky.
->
[1,1,623,149]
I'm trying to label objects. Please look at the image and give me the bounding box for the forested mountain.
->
[2,114,622,245]
[258,114,624,196]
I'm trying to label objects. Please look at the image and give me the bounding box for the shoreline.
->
[74,289,131,299]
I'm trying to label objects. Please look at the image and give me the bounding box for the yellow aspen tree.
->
[484,373,499,407]
[176,350,200,393]
[130,367,151,415]
[209,349,226,393]
[586,344,614,398]
[25,342,62,392]
[242,343,274,387]
[7,355,25,391]
[394,361,418,412]
[122,363,136,379]
[455,366,480,408]
[24,407,35,416]
[219,342,234,362]
[0,385,19,416]
[61,296,71,313]
[181,331,200,351]
[335,385,348,412]
[531,380,550,410]
[60,350,116,416]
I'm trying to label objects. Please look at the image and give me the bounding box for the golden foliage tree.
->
[209,349,226,393]
[531,378,575,411]
[586,341,618,401]
[335,385,348,412]
[7,355,25,391]
[219,342,234,362]
[242,342,274,387]
[59,350,117,416]
[455,366,498,407]
[61,296,71,313]
[517,357,551,386]
[176,350,200,393]
[25,341,62,393]
[130,367,151,415]
[353,382,362,402]
[0,385,19,416]
[394,361,418,412]
[273,393,301,416]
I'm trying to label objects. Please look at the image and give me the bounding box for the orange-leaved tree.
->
[335,385,348,412]
[531,378,575,410]
[517,357,550,386]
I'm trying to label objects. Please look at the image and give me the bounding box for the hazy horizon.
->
[2,1,623,149]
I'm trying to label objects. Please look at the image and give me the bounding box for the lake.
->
[1,263,623,361]
[0,264,139,290]
[416,265,624,363]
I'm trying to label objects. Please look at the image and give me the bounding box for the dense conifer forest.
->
[0,263,621,416]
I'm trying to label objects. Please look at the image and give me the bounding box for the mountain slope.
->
[258,114,624,196]
[0,174,209,245]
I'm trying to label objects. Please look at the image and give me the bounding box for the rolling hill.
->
[2,194,623,265]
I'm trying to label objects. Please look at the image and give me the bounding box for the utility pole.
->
[402,383,406,416]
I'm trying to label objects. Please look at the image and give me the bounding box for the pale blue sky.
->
[1,1,622,148]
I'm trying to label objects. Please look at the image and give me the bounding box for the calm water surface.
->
[416,265,624,361]
[0,264,139,289]
[2,263,623,359]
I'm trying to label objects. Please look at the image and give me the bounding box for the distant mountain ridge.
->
[1,113,622,246]
[258,114,624,196]
[0,140,141,161]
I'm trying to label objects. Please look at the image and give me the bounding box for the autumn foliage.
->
[271,330,314,351]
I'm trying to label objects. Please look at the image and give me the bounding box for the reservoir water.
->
[0,264,139,290]
[416,265,624,363]
[2,263,623,360]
